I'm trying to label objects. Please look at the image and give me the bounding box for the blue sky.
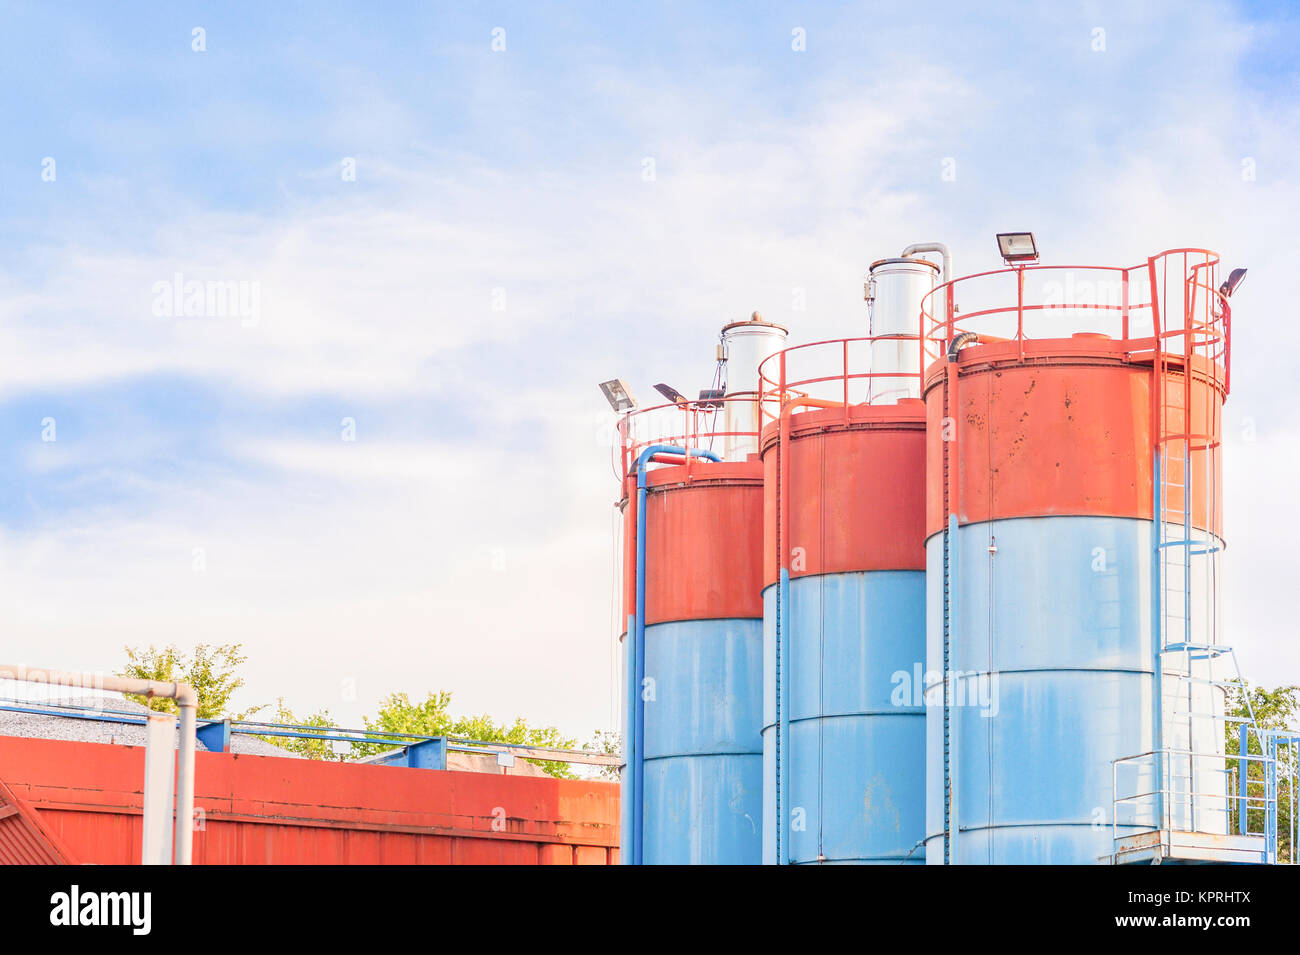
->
[0,1,1297,737]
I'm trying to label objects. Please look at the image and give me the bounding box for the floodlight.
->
[654,383,687,404]
[1219,268,1247,298]
[996,232,1039,264]
[598,379,637,412]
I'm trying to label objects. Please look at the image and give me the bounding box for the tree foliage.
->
[260,698,348,761]
[119,643,263,720]
[349,691,579,777]
[118,646,600,779]
[588,729,621,781]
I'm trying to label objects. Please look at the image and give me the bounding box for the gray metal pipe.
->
[901,242,952,285]
[174,697,196,865]
[0,664,198,865]
[903,242,954,334]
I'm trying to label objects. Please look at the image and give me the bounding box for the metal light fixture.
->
[654,383,687,404]
[1219,268,1247,298]
[598,378,637,412]
[996,232,1039,264]
[697,389,725,409]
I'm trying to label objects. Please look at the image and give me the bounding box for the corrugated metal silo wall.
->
[622,462,765,864]
[761,403,928,864]
[922,341,1223,864]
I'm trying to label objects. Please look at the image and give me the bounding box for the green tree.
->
[351,691,579,778]
[588,729,621,782]
[1225,683,1298,862]
[260,698,348,761]
[119,643,264,720]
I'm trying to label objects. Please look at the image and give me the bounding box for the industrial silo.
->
[922,247,1231,864]
[617,317,785,864]
[760,252,938,864]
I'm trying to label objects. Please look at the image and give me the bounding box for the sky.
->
[0,0,1297,740]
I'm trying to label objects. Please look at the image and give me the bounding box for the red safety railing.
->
[919,249,1229,389]
[756,334,925,423]
[615,393,765,481]
[618,250,1232,477]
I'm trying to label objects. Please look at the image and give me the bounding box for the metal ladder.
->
[1149,251,1261,840]
[1157,642,1254,834]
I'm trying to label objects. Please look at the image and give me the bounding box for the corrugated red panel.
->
[0,776,75,864]
[0,736,617,865]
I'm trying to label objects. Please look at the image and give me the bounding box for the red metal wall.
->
[0,776,74,864]
[0,737,619,865]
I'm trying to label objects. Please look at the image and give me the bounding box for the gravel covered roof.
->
[0,692,298,757]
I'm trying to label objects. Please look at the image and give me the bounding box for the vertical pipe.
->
[776,353,786,866]
[943,341,962,864]
[1016,267,1025,363]
[0,667,197,865]
[630,444,721,865]
[779,565,790,864]
[634,469,647,864]
[175,699,196,865]
[775,350,790,866]
[623,612,636,862]
[1122,269,1130,342]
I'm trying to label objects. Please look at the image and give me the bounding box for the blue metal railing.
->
[0,696,618,772]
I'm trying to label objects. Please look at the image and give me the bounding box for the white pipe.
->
[902,242,953,337]
[901,242,952,285]
[0,664,198,865]
[174,698,196,865]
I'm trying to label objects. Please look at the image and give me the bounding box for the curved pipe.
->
[947,330,979,361]
[901,242,952,285]
[0,665,197,864]
[904,243,954,358]
[629,444,721,865]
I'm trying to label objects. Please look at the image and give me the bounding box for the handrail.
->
[1112,745,1279,861]
[0,695,619,768]
[919,249,1230,390]
[617,393,764,480]
[756,335,925,423]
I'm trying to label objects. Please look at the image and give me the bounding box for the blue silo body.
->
[763,571,927,863]
[760,405,929,865]
[619,456,766,865]
[639,617,764,863]
[924,516,1159,864]
[922,338,1226,865]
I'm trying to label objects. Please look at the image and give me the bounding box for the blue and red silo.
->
[612,246,1244,866]
[754,254,939,864]
[923,251,1230,864]
[617,317,786,864]
[760,398,928,864]
[618,458,765,863]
